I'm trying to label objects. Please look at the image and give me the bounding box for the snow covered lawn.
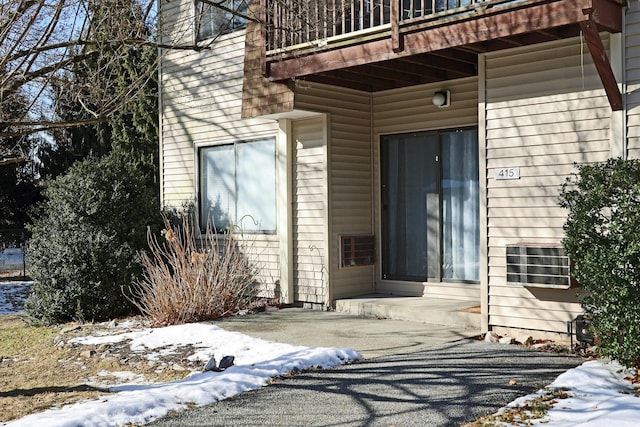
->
[1,282,639,426]
[0,248,26,272]
[0,281,31,315]
[478,359,640,426]
[3,321,362,427]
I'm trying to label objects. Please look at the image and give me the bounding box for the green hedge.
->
[25,151,160,324]
[560,158,640,368]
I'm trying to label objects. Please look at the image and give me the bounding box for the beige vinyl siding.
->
[292,117,328,304]
[372,78,480,301]
[627,1,640,159]
[484,37,611,333]
[159,0,281,293]
[373,78,478,135]
[295,85,375,300]
[249,235,281,298]
[159,0,277,207]
[158,0,193,47]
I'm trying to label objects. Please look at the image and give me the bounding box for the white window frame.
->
[199,138,277,234]
[195,0,248,42]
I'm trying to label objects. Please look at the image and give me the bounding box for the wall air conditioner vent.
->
[506,244,575,289]
[341,235,375,268]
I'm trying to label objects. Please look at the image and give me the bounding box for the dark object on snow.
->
[219,355,235,370]
[203,355,235,372]
[575,315,594,345]
[204,356,217,372]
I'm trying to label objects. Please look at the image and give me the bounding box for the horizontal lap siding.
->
[295,85,374,300]
[484,37,611,333]
[372,78,480,300]
[250,235,281,298]
[160,1,278,207]
[374,81,478,135]
[293,117,327,304]
[159,0,195,206]
[160,0,280,291]
[627,3,640,159]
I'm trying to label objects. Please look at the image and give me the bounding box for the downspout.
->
[478,54,490,333]
[624,3,628,160]
[157,0,165,208]
[609,5,626,159]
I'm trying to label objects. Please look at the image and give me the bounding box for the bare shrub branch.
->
[129,216,259,326]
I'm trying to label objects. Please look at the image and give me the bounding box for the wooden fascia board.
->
[267,0,622,81]
[587,0,622,32]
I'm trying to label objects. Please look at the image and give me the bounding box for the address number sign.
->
[494,167,520,180]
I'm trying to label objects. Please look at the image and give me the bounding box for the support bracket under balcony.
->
[579,11,623,110]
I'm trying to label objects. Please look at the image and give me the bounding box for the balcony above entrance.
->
[252,0,623,110]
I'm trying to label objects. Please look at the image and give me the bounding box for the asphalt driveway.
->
[148,309,581,426]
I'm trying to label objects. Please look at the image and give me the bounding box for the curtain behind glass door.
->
[441,129,479,281]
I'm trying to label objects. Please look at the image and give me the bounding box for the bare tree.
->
[0,0,254,161]
[0,0,352,163]
[0,0,160,161]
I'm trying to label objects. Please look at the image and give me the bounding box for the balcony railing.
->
[265,0,515,54]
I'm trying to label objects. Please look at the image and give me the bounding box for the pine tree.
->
[45,0,159,180]
[0,75,40,229]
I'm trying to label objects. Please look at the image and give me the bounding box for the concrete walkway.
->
[336,295,481,330]
[149,308,582,426]
[214,308,480,359]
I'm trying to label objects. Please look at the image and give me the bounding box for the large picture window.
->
[195,0,248,41]
[200,138,276,233]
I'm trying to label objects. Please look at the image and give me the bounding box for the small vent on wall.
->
[506,245,575,289]
[341,235,375,268]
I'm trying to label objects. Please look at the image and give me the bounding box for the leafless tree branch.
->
[0,0,347,160]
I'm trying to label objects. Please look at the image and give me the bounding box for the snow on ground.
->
[2,322,362,427]
[0,248,27,271]
[0,281,32,314]
[494,359,640,426]
[1,283,639,426]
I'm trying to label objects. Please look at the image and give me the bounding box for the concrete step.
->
[335,294,481,330]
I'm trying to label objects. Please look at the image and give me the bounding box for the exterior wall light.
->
[432,90,450,108]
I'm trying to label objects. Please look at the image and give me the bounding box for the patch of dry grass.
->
[0,315,101,421]
[463,387,570,427]
[0,315,192,422]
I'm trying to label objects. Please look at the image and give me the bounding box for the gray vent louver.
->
[506,245,575,289]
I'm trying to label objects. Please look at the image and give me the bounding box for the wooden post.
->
[260,0,267,76]
[392,0,402,52]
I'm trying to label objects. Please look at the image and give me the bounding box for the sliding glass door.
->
[381,127,479,282]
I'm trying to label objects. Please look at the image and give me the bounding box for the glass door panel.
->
[441,129,479,281]
[381,127,479,283]
[381,132,438,281]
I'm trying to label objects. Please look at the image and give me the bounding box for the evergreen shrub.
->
[559,158,640,368]
[25,150,160,324]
